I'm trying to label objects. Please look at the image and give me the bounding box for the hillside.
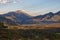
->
[0,10,60,28]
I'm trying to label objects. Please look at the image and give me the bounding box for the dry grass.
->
[6,23,60,29]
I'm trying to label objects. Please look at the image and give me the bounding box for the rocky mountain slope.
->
[0,10,60,25]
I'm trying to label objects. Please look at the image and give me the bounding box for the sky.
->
[0,0,60,16]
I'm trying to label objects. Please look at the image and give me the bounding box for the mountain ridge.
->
[0,10,60,25]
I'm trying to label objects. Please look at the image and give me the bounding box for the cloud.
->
[0,0,8,4]
[0,0,17,4]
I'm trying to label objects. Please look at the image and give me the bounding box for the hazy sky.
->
[0,0,60,16]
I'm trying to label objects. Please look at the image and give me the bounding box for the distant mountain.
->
[55,11,60,15]
[0,15,17,25]
[0,10,32,25]
[0,10,60,25]
[34,12,54,19]
[33,11,60,24]
[48,11,60,21]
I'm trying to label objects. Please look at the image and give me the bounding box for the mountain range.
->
[0,10,60,25]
